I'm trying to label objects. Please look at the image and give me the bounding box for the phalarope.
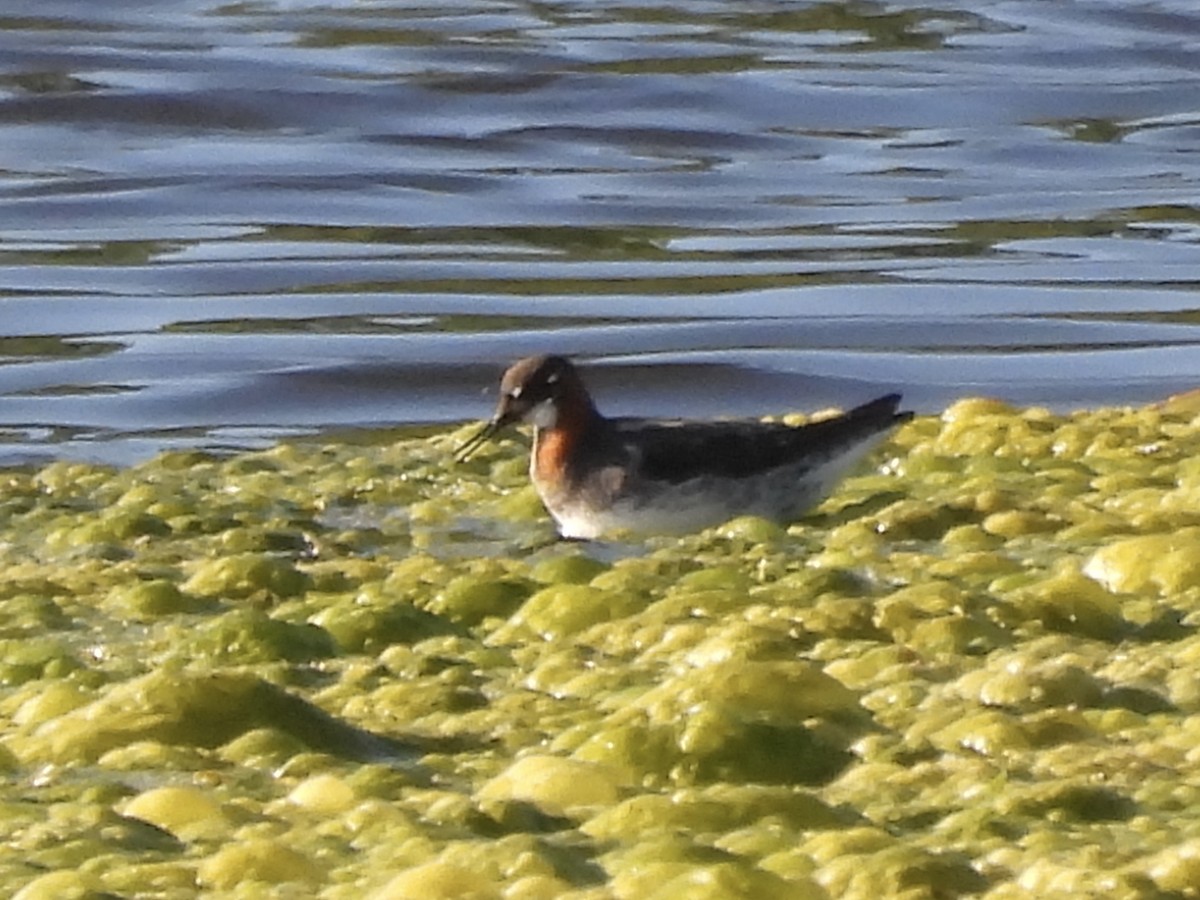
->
[456,355,912,540]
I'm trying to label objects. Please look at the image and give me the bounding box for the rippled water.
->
[1,0,1199,461]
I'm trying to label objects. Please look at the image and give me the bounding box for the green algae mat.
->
[3,396,1200,899]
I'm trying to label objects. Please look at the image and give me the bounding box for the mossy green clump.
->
[2,399,1200,897]
[492,583,643,641]
[310,588,454,652]
[104,579,206,620]
[183,552,311,600]
[180,608,336,663]
[423,573,533,625]
[121,785,231,841]
[0,638,80,685]
[1085,529,1200,596]
[7,668,398,765]
[197,838,326,890]
[476,754,627,819]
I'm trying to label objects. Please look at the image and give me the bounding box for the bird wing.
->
[612,394,909,485]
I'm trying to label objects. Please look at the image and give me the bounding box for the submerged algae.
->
[0,398,1199,897]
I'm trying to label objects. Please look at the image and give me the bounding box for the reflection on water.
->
[0,0,1198,461]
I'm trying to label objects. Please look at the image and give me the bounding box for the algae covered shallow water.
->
[4,397,1200,899]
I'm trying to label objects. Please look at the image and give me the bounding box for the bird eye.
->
[508,386,523,400]
[545,372,560,385]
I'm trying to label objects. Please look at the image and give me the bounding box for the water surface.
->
[1,0,1199,461]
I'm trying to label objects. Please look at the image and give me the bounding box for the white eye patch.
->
[508,386,523,400]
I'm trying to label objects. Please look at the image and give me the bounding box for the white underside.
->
[545,435,887,539]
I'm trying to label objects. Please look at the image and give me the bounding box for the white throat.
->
[529,398,558,429]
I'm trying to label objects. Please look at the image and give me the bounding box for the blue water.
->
[1,0,1199,462]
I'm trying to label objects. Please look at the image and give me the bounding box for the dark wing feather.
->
[613,393,912,485]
